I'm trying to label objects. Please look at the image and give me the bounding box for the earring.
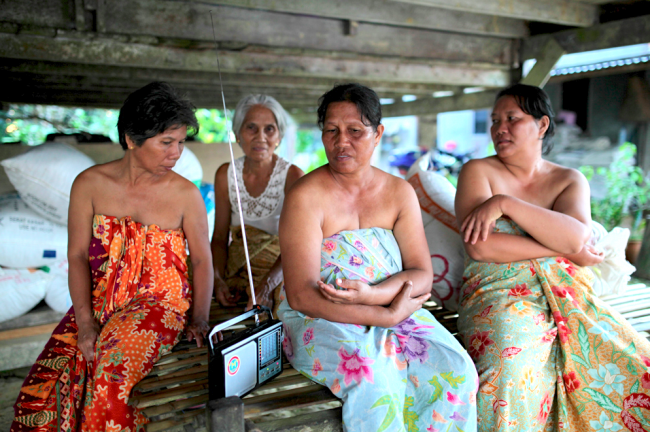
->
[275,142,279,148]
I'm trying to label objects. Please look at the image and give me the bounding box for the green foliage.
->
[1,104,119,145]
[195,109,231,143]
[580,142,650,239]
[1,104,232,146]
[295,128,328,173]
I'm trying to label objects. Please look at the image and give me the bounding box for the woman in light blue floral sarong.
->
[278,84,478,432]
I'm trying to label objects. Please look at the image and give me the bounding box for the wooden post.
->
[520,38,565,88]
[634,220,650,280]
[208,397,245,432]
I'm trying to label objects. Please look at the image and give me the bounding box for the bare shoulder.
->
[285,166,328,203]
[72,160,119,189]
[384,169,414,196]
[462,156,501,175]
[545,161,588,186]
[287,164,305,180]
[284,164,305,192]
[170,171,201,196]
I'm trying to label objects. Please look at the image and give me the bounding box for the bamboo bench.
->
[2,283,649,432]
[135,300,462,432]
[135,282,650,432]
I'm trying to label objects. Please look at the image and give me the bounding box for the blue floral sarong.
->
[278,228,478,432]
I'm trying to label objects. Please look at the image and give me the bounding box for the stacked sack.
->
[406,155,465,311]
[0,142,207,323]
[0,143,93,321]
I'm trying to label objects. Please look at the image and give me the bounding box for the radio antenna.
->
[209,11,259,324]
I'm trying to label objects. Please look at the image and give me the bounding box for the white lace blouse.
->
[227,156,291,236]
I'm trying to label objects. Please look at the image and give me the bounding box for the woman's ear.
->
[125,135,136,150]
[374,124,385,147]
[538,116,550,139]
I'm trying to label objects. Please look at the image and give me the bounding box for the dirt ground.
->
[0,367,30,431]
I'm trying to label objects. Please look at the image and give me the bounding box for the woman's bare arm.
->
[455,160,591,262]
[67,170,100,362]
[280,180,428,328]
[211,163,235,305]
[319,181,433,306]
[182,182,213,347]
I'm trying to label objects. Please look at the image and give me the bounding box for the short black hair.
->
[496,84,556,154]
[317,83,382,131]
[117,82,199,150]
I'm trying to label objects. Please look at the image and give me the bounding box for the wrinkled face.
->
[129,125,187,175]
[321,101,383,173]
[238,105,280,161]
[490,95,547,158]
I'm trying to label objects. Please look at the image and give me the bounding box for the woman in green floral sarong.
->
[455,84,650,431]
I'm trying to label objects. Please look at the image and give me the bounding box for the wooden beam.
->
[522,15,650,60]
[0,0,76,30]
[381,90,498,117]
[99,1,513,65]
[0,33,510,87]
[520,38,566,88]
[389,0,597,27]
[198,0,528,38]
[0,59,461,95]
[0,84,318,110]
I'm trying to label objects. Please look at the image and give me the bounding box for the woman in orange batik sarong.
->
[455,83,650,431]
[11,82,213,432]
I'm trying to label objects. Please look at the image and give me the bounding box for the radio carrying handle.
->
[207,305,274,350]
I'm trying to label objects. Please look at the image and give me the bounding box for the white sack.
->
[0,143,94,224]
[0,194,68,268]
[44,259,72,313]
[407,157,464,311]
[590,227,636,297]
[0,267,49,323]
[172,147,203,187]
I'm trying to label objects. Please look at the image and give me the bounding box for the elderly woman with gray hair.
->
[212,94,303,312]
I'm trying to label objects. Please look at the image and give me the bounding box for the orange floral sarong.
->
[12,215,191,432]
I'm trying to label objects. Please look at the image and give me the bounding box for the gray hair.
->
[232,94,289,141]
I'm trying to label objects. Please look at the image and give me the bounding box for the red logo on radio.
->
[227,356,241,376]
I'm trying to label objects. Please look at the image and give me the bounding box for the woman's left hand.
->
[186,318,210,348]
[245,284,275,311]
[461,195,506,244]
[318,278,374,305]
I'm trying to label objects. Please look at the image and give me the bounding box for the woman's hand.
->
[77,317,100,364]
[215,277,240,307]
[564,244,605,267]
[317,278,374,305]
[461,195,506,244]
[245,282,275,311]
[387,281,431,326]
[186,318,210,348]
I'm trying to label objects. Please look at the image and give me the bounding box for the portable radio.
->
[208,305,284,399]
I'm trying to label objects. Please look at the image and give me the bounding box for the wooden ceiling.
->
[0,0,649,121]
